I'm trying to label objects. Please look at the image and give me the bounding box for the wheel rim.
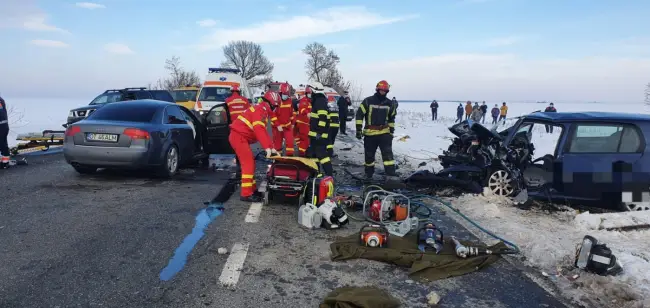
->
[167,147,178,173]
[623,203,650,211]
[488,170,514,196]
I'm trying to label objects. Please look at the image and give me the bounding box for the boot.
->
[240,194,262,202]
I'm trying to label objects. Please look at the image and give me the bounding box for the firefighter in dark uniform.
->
[327,99,339,157]
[355,80,397,178]
[307,82,333,176]
[0,95,10,169]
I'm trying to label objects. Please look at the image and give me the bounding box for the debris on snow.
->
[217,247,228,255]
[426,291,441,306]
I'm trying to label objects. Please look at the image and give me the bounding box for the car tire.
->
[618,202,650,212]
[485,168,515,197]
[73,165,97,175]
[157,144,180,178]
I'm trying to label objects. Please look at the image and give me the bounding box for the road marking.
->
[218,242,250,288]
[245,202,263,223]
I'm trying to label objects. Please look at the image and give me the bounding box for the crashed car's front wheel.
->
[486,169,515,197]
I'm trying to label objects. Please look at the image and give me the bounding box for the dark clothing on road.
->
[337,96,351,134]
[364,134,395,177]
[430,101,439,121]
[356,93,397,177]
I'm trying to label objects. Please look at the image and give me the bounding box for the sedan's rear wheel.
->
[619,203,650,211]
[73,165,97,175]
[157,145,179,178]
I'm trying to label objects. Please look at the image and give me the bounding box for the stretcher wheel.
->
[41,144,50,152]
[298,191,305,207]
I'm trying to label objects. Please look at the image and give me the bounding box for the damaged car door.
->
[202,103,233,154]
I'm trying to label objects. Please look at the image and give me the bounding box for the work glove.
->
[265,148,279,158]
[277,126,283,132]
[355,131,362,140]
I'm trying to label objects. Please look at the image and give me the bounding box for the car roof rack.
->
[103,87,147,93]
[208,67,241,74]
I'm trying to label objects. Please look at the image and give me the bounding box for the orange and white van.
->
[195,68,252,115]
[294,84,341,103]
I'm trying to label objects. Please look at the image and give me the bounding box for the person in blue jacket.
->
[455,103,463,123]
[0,95,10,168]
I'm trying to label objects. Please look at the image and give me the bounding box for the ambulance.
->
[294,84,340,103]
[195,68,253,115]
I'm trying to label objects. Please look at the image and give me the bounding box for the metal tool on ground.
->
[451,236,492,258]
[417,223,444,253]
[359,224,389,247]
[574,235,622,276]
[362,189,418,237]
[298,203,323,230]
[317,198,349,229]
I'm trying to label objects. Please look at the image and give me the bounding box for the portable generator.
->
[417,223,444,253]
[302,175,335,207]
[317,199,349,229]
[359,224,389,248]
[362,190,418,237]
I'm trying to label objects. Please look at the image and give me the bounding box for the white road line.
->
[244,202,263,223]
[218,242,250,288]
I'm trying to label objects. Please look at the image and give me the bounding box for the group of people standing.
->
[429,100,509,125]
[227,80,396,202]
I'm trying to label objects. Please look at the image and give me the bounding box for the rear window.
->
[89,93,123,105]
[198,87,231,102]
[171,90,198,102]
[568,124,643,153]
[87,104,158,123]
[150,90,174,102]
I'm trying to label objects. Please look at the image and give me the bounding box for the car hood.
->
[448,120,503,141]
[70,104,107,112]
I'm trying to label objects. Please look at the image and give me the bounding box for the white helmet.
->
[308,81,326,95]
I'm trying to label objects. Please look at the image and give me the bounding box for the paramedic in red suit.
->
[295,87,312,157]
[270,83,295,156]
[224,84,250,123]
[228,91,280,202]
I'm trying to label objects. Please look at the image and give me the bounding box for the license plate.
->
[86,133,118,142]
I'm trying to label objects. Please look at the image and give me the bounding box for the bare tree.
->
[645,82,650,105]
[153,56,201,91]
[7,105,26,128]
[302,42,350,93]
[347,81,364,106]
[221,40,274,88]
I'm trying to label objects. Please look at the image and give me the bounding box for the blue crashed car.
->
[503,111,650,211]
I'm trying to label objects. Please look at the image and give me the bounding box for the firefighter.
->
[270,83,296,156]
[0,95,9,169]
[229,91,280,202]
[337,91,351,135]
[355,80,397,179]
[327,96,340,157]
[307,82,333,176]
[295,87,312,157]
[224,85,250,123]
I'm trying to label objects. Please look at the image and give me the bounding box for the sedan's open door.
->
[202,104,233,154]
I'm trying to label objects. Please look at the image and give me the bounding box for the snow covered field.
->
[7,97,650,307]
[337,101,650,308]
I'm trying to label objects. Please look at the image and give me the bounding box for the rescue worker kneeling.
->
[355,80,397,179]
[229,91,280,202]
[295,87,312,157]
[306,82,333,176]
[271,83,296,156]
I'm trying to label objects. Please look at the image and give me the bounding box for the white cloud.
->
[197,19,217,27]
[277,5,287,11]
[486,36,521,47]
[196,6,418,51]
[75,2,105,9]
[349,53,650,103]
[0,1,69,33]
[22,15,69,33]
[104,43,134,54]
[29,39,69,48]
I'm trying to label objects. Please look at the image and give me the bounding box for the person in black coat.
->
[479,101,488,124]
[429,100,439,121]
[337,91,351,135]
[455,103,463,123]
[544,103,557,133]
[0,95,10,168]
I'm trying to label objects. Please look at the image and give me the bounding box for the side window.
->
[90,94,108,105]
[134,91,151,99]
[205,106,228,125]
[151,91,174,102]
[568,124,642,153]
[164,106,187,124]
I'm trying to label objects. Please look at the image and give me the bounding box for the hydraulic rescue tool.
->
[362,190,418,237]
[298,203,323,230]
[417,223,444,253]
[575,235,622,276]
[359,224,389,248]
[318,199,349,229]
[451,236,492,258]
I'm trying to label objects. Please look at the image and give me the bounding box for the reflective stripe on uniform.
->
[320,157,331,164]
[330,123,340,128]
[296,120,308,125]
[383,160,395,166]
[359,104,366,113]
[326,144,333,149]
[242,174,254,179]
[363,127,391,136]
[388,123,395,127]
[238,116,254,129]
[252,121,266,127]
[364,161,374,166]
[241,183,254,187]
[355,120,363,125]
[309,113,319,118]
[318,121,326,127]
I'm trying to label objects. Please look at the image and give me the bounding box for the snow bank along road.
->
[0,153,568,308]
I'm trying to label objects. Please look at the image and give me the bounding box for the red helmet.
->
[231,84,240,93]
[278,83,291,96]
[262,91,281,109]
[376,80,390,92]
[304,86,313,95]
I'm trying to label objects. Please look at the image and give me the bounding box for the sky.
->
[1,0,650,103]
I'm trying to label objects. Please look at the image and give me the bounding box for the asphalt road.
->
[0,148,571,308]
